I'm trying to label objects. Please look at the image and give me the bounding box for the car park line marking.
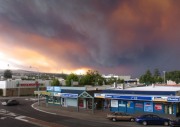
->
[15,116,28,122]
[31,103,57,115]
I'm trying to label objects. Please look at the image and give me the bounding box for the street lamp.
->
[163,71,166,84]
[30,66,40,106]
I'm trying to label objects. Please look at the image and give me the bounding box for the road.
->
[0,97,168,127]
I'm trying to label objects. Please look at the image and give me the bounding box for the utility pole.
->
[30,66,40,106]
[163,71,166,84]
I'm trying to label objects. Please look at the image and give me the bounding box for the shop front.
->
[94,93,180,116]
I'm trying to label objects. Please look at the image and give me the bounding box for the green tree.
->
[139,69,153,84]
[51,78,60,86]
[66,73,79,86]
[153,69,163,83]
[166,71,180,84]
[79,70,104,86]
[3,69,12,79]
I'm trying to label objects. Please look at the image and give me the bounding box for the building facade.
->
[0,79,51,96]
[94,85,180,116]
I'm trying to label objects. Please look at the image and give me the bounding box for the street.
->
[0,97,169,127]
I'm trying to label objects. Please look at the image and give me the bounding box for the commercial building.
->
[0,79,51,96]
[94,85,180,116]
[40,86,109,113]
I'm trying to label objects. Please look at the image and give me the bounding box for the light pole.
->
[163,71,166,84]
[30,66,40,106]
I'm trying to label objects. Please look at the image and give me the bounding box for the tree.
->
[166,71,180,84]
[51,78,60,86]
[3,69,12,79]
[79,70,104,86]
[153,69,163,83]
[66,73,79,86]
[139,69,153,84]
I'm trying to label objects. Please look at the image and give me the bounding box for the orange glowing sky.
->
[0,0,180,77]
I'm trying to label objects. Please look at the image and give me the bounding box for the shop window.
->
[79,99,84,108]
[48,96,53,104]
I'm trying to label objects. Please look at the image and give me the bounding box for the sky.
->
[0,0,180,78]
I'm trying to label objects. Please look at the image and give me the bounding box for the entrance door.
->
[164,104,173,114]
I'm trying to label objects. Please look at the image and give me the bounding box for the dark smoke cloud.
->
[0,0,179,77]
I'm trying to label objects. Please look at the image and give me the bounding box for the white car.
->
[2,99,19,106]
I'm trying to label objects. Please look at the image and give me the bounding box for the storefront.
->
[94,87,180,116]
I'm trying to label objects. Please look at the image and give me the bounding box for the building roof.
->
[102,85,180,96]
[120,86,180,91]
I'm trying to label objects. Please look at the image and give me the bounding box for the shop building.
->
[0,79,51,96]
[42,86,109,113]
[94,85,180,116]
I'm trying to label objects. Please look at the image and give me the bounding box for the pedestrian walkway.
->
[33,101,111,122]
[33,101,179,122]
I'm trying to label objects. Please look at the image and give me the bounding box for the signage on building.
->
[94,93,105,98]
[111,100,118,107]
[153,97,167,102]
[103,94,152,101]
[167,97,180,102]
[47,86,54,91]
[61,93,78,98]
[135,103,143,108]
[144,102,153,112]
[54,92,61,97]
[54,86,61,92]
[154,104,162,111]
[20,83,39,87]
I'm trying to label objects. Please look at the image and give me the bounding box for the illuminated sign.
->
[94,93,105,98]
[47,86,54,91]
[153,97,167,102]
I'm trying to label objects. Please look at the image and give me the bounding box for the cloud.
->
[0,0,179,77]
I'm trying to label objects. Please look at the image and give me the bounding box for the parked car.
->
[170,119,180,127]
[1,99,19,106]
[107,112,135,122]
[135,114,170,126]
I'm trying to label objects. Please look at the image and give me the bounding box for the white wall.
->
[0,80,51,88]
[0,81,6,89]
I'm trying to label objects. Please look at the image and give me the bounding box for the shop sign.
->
[135,103,143,108]
[47,86,54,91]
[144,102,153,112]
[127,101,133,108]
[153,97,167,102]
[94,93,105,98]
[20,83,38,87]
[40,91,51,96]
[61,93,78,98]
[54,92,61,97]
[54,86,61,92]
[104,94,152,101]
[154,104,162,110]
[111,100,118,107]
[167,97,180,102]
[119,104,126,107]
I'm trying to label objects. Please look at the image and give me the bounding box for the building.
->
[102,74,139,84]
[39,86,110,113]
[94,85,180,116]
[0,79,51,96]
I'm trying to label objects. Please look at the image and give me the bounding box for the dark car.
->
[170,119,180,127]
[107,112,135,122]
[2,99,19,106]
[135,114,170,126]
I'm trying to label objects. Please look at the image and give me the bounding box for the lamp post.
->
[163,71,166,84]
[30,66,40,106]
